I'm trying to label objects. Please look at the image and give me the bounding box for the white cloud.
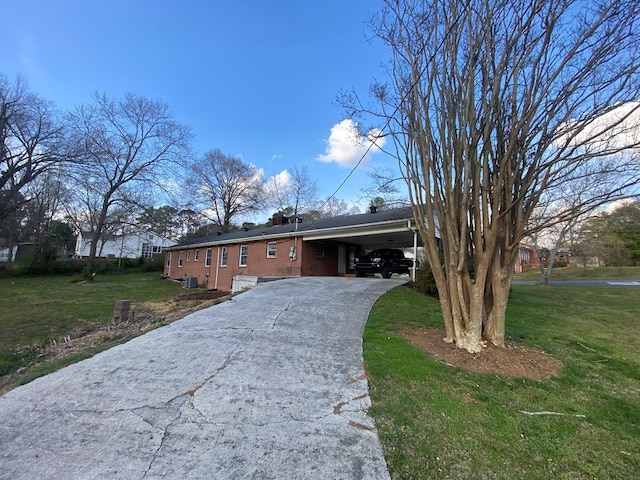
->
[557,102,640,154]
[317,119,386,167]
[264,169,291,196]
[603,198,633,213]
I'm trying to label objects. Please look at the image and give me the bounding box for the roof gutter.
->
[164,231,304,251]
[300,219,412,241]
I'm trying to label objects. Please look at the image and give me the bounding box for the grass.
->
[513,265,640,281]
[0,273,184,376]
[364,285,640,479]
[2,270,638,477]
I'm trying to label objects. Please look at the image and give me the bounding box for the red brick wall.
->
[163,237,303,291]
[162,238,367,290]
[514,245,541,273]
[300,241,340,276]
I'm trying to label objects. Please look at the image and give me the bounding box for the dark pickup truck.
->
[354,248,413,278]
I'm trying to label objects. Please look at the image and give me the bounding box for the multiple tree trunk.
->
[364,0,640,352]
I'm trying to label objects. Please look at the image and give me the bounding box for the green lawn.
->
[2,272,638,478]
[513,265,640,281]
[0,273,184,376]
[365,285,640,479]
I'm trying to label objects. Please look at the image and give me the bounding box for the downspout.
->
[214,246,221,290]
[291,236,299,273]
[294,217,299,275]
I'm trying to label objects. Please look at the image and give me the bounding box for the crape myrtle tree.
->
[348,0,640,352]
[67,92,192,275]
[190,149,264,233]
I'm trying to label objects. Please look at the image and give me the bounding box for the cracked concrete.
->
[0,276,403,479]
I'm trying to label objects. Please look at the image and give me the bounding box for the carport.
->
[163,206,424,288]
[300,206,422,278]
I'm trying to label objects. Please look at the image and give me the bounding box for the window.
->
[143,244,163,258]
[178,251,184,267]
[205,248,212,267]
[166,252,171,267]
[142,243,152,258]
[186,250,191,262]
[267,242,277,258]
[316,243,326,260]
[194,249,199,261]
[221,246,228,267]
[239,245,248,267]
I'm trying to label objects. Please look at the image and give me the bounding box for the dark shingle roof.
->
[170,206,414,249]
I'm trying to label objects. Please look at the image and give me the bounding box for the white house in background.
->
[0,247,14,262]
[0,243,36,263]
[74,231,174,259]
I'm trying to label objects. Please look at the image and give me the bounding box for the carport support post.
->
[412,226,418,281]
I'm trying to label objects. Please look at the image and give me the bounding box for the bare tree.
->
[22,168,70,250]
[350,0,640,352]
[525,159,628,284]
[67,92,192,275]
[265,165,318,217]
[362,166,411,209]
[528,202,584,286]
[190,149,264,232]
[306,197,361,220]
[1,74,68,221]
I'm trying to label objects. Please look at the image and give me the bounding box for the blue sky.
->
[1,0,396,215]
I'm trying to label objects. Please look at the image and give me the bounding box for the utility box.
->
[184,277,198,289]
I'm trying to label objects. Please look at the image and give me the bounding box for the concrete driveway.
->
[0,276,405,480]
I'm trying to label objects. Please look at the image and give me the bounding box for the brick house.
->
[514,243,540,273]
[514,243,573,273]
[163,207,419,292]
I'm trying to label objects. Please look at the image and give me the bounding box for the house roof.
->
[168,206,420,251]
[78,231,172,242]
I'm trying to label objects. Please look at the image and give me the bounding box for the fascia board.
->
[301,219,411,241]
[165,231,303,250]
[212,232,303,246]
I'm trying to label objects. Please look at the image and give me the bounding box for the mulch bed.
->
[402,327,562,381]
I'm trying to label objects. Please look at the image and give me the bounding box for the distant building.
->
[74,231,173,259]
[0,247,14,263]
[0,243,36,263]
[514,243,540,273]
